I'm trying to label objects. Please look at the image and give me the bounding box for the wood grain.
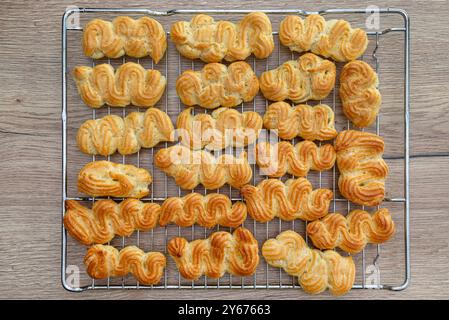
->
[0,0,448,299]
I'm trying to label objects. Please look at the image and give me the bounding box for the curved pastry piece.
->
[340,60,381,127]
[167,227,259,280]
[72,62,166,108]
[82,16,167,63]
[78,161,152,198]
[279,14,368,62]
[64,199,160,245]
[336,130,389,206]
[177,107,262,150]
[262,230,355,296]
[84,245,166,285]
[307,208,395,254]
[154,145,252,189]
[176,61,259,109]
[259,53,336,103]
[77,108,174,156]
[255,141,336,177]
[170,12,274,63]
[241,178,333,222]
[263,101,337,141]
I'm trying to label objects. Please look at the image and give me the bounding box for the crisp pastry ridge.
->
[82,16,167,63]
[72,62,166,108]
[77,161,152,198]
[77,108,174,156]
[307,208,395,254]
[263,101,337,141]
[154,145,252,189]
[255,140,336,177]
[259,53,336,103]
[340,60,382,127]
[170,12,274,63]
[335,130,389,206]
[176,61,259,109]
[241,178,333,222]
[262,230,355,296]
[167,227,259,280]
[279,14,368,62]
[177,107,262,150]
[84,245,166,285]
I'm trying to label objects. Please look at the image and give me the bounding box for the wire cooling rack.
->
[61,7,410,293]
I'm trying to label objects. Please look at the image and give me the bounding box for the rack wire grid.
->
[61,7,410,293]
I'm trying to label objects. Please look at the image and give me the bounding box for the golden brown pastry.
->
[177,107,262,150]
[255,141,336,177]
[307,208,395,254]
[241,178,332,222]
[154,145,252,189]
[279,14,368,62]
[176,61,259,109]
[259,53,336,103]
[72,62,166,108]
[340,60,382,127]
[263,101,337,141]
[170,12,274,63]
[262,230,355,296]
[78,161,152,198]
[336,130,389,206]
[77,108,174,156]
[84,245,166,285]
[83,16,167,63]
[167,227,259,280]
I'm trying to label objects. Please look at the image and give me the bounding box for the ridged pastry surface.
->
[307,208,396,254]
[82,16,167,63]
[84,245,166,285]
[77,108,174,156]
[336,130,389,206]
[259,53,336,103]
[170,12,274,62]
[263,101,337,141]
[176,61,259,109]
[154,145,252,190]
[72,63,166,108]
[177,107,262,150]
[340,60,382,127]
[279,14,368,62]
[241,178,333,222]
[262,230,355,296]
[77,161,152,198]
[167,227,259,280]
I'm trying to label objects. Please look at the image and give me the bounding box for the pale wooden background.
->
[0,0,448,299]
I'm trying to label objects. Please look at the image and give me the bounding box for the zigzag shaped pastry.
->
[78,161,152,198]
[255,141,336,177]
[176,61,259,109]
[340,60,382,127]
[84,245,166,285]
[82,16,167,63]
[263,101,337,141]
[167,227,259,280]
[262,230,355,296]
[77,108,174,156]
[279,14,368,62]
[72,62,166,108]
[336,130,389,206]
[259,53,336,103]
[241,178,333,222]
[177,107,262,150]
[170,12,274,63]
[154,145,252,189]
[307,208,395,254]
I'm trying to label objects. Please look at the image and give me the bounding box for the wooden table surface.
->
[1,0,448,300]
